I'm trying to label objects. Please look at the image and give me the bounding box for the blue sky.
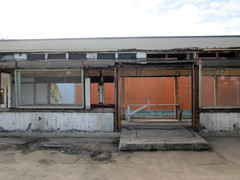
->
[0,0,239,39]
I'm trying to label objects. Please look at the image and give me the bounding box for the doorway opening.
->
[120,76,192,129]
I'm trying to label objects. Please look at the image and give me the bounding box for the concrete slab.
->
[119,128,210,151]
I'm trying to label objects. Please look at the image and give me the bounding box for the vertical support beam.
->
[122,77,126,119]
[117,67,121,129]
[33,73,36,105]
[33,82,36,105]
[8,74,12,108]
[192,63,200,132]
[214,76,218,106]
[98,83,104,104]
[47,83,50,105]
[85,78,91,110]
[114,68,118,131]
[174,77,179,119]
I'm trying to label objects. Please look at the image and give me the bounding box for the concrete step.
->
[119,128,210,151]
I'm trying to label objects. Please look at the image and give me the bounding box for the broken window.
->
[15,69,84,108]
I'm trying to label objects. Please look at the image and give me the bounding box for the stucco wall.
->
[200,112,240,132]
[0,112,114,132]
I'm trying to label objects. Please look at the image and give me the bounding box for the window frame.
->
[15,69,84,109]
[199,67,240,110]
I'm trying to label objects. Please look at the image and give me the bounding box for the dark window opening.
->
[147,54,165,59]
[97,53,115,59]
[168,54,187,60]
[219,53,237,58]
[118,53,136,59]
[199,53,216,58]
[28,53,45,60]
[48,53,66,59]
[69,52,86,59]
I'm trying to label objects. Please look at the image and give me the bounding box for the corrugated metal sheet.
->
[0,36,240,52]
[0,112,114,132]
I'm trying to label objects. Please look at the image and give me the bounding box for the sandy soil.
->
[0,136,239,180]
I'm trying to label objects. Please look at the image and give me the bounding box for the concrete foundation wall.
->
[0,112,114,132]
[200,112,240,132]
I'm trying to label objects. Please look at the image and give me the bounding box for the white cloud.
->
[0,0,239,39]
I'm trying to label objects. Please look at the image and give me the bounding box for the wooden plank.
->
[203,69,240,76]
[174,77,179,119]
[120,69,191,77]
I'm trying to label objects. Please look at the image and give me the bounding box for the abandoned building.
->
[0,36,240,132]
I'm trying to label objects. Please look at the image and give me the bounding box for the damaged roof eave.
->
[0,36,240,53]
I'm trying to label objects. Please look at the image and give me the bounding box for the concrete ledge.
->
[119,129,210,151]
[199,131,240,137]
[0,132,120,138]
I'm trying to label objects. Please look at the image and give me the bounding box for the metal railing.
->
[126,104,180,122]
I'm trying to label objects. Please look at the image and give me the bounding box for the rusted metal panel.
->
[0,112,114,132]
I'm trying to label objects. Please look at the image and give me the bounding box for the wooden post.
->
[174,77,179,119]
[214,76,218,106]
[192,63,200,132]
[114,68,118,131]
[122,77,126,119]
[8,74,12,108]
[117,68,121,129]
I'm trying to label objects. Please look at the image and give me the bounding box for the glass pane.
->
[17,70,83,107]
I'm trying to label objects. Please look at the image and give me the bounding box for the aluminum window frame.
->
[15,69,84,109]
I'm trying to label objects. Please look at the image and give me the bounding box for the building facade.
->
[0,36,240,132]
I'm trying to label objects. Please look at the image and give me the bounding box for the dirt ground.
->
[0,136,239,180]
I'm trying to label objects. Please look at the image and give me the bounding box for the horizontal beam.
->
[203,69,240,76]
[121,69,191,77]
